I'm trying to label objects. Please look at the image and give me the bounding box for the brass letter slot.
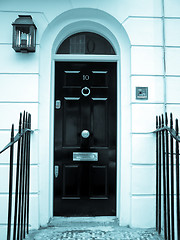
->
[73,152,98,161]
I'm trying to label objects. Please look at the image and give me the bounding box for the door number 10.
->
[83,75,90,80]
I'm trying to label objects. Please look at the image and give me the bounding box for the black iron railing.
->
[0,112,33,240]
[155,113,180,240]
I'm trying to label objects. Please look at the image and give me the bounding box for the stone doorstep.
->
[25,217,164,240]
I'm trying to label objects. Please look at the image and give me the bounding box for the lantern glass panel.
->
[15,26,32,48]
[29,26,36,47]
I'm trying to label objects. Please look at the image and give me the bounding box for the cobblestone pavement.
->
[26,217,164,240]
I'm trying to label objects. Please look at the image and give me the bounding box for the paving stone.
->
[25,217,164,240]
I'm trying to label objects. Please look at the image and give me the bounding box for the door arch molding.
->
[39,7,131,226]
[51,20,120,55]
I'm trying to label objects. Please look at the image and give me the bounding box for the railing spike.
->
[25,112,28,128]
[175,119,179,135]
[162,114,164,127]
[156,116,158,129]
[19,113,22,134]
[165,112,168,126]
[159,116,161,128]
[11,124,14,139]
[23,111,26,129]
[27,113,31,130]
[170,112,173,129]
[29,114,31,130]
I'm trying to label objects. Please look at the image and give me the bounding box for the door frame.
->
[51,55,120,216]
[39,8,131,227]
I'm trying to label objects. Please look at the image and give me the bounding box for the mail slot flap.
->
[73,152,98,161]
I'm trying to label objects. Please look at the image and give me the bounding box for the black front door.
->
[54,62,117,216]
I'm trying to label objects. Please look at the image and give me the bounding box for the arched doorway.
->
[54,32,117,216]
[39,8,131,226]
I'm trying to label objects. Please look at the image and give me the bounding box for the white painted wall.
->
[0,0,180,238]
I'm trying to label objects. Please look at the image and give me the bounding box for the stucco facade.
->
[0,0,180,238]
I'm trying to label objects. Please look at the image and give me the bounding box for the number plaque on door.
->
[83,75,90,80]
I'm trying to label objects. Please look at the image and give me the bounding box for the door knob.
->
[81,130,90,138]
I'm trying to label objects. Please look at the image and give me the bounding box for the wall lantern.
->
[12,15,37,53]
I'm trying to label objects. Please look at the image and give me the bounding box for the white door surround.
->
[39,8,131,226]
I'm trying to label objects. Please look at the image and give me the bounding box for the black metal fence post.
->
[22,112,30,239]
[20,112,27,240]
[170,113,175,240]
[26,114,31,235]
[165,113,170,240]
[156,116,159,232]
[13,113,22,240]
[175,119,180,239]
[158,116,162,235]
[0,111,33,240]
[7,124,14,240]
[162,115,167,239]
[155,113,180,240]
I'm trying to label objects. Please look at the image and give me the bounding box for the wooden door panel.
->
[81,100,91,142]
[64,71,81,87]
[62,164,80,199]
[90,165,108,199]
[63,98,80,147]
[92,99,108,147]
[92,71,108,87]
